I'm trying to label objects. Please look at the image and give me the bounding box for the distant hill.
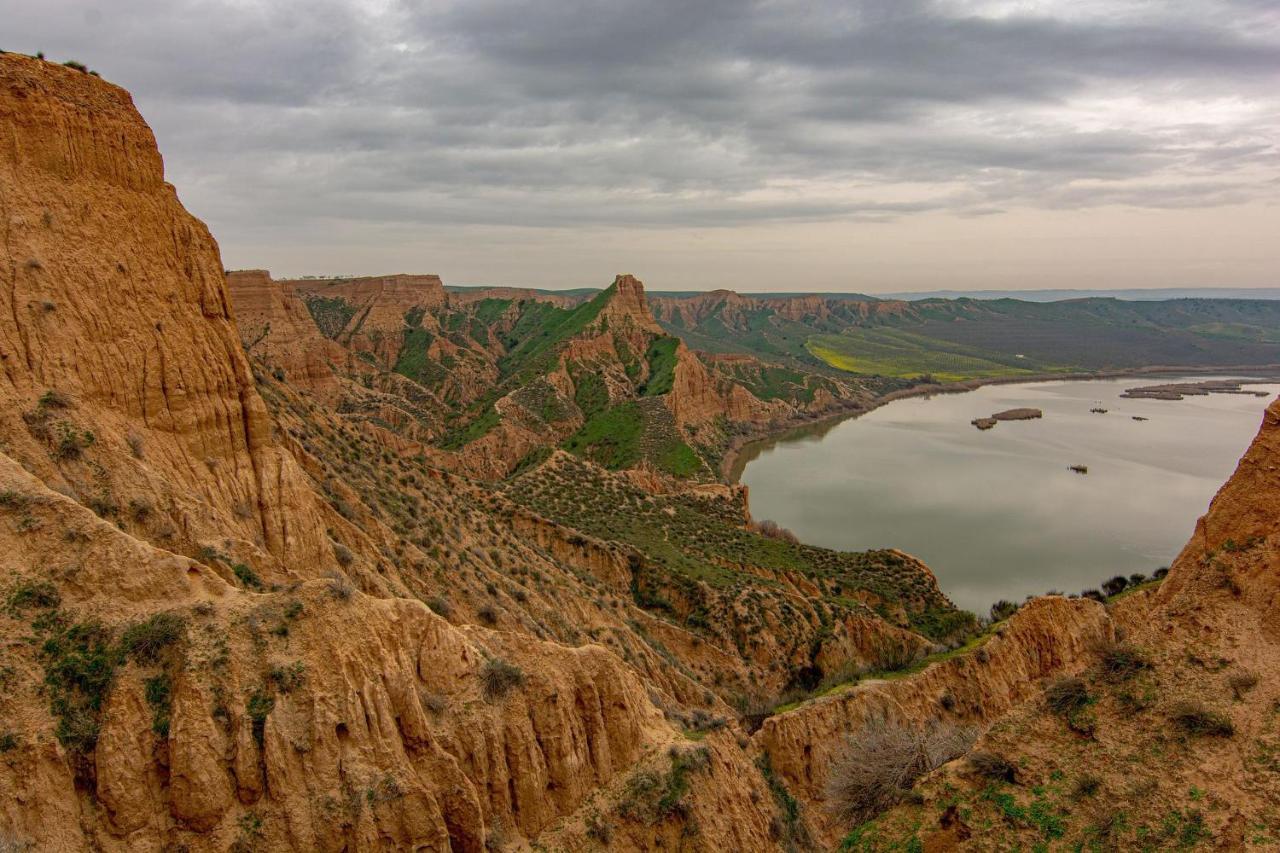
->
[883,287,1280,302]
[648,290,1280,381]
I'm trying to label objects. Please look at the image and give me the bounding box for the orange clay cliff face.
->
[2,52,1278,853]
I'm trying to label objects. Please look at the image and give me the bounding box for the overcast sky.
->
[5,0,1280,292]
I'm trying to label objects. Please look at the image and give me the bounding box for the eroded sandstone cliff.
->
[6,51,1273,853]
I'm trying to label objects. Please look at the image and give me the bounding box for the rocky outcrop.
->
[1158,397,1280,613]
[0,54,715,852]
[0,54,332,581]
[447,286,583,309]
[666,344,782,426]
[755,596,1112,844]
[600,274,664,335]
[288,274,446,366]
[225,270,345,400]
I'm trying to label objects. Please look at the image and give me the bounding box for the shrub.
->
[0,732,19,752]
[39,389,71,408]
[480,657,525,701]
[871,640,920,674]
[419,688,447,715]
[826,718,976,825]
[1101,576,1129,597]
[618,747,710,824]
[477,604,499,626]
[752,519,799,544]
[231,562,264,591]
[119,612,185,665]
[269,661,306,693]
[1072,774,1102,799]
[989,599,1019,623]
[39,620,121,756]
[325,570,353,601]
[144,673,172,737]
[1044,677,1090,715]
[1168,701,1234,737]
[128,498,153,523]
[7,579,60,612]
[967,751,1016,783]
[246,688,275,745]
[53,422,94,460]
[1096,640,1153,683]
[1081,589,1106,603]
[333,543,354,568]
[1228,670,1259,699]
[426,596,452,618]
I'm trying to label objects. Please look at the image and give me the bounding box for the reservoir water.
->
[738,376,1280,615]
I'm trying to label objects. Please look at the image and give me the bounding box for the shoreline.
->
[721,362,1280,483]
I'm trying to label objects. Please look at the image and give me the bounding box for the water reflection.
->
[739,376,1279,615]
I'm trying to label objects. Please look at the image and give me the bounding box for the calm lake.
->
[738,376,1280,616]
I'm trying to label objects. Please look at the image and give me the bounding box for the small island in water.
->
[971,407,1043,430]
[1122,379,1271,400]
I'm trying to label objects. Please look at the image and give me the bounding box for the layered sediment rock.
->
[225,270,345,400]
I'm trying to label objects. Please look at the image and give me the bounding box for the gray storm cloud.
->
[4,0,1279,289]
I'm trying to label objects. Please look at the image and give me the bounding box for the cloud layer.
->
[4,0,1279,287]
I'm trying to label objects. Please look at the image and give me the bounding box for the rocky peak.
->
[600,273,664,334]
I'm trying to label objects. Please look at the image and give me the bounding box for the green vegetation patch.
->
[305,296,357,339]
[572,369,610,419]
[658,442,702,478]
[807,328,1062,381]
[640,336,679,396]
[440,404,501,449]
[472,297,513,324]
[393,328,449,389]
[498,287,613,379]
[563,402,646,469]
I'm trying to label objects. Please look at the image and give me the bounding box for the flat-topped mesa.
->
[285,273,447,364]
[649,288,757,327]
[287,272,446,310]
[448,286,584,309]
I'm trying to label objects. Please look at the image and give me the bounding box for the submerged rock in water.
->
[971,417,997,430]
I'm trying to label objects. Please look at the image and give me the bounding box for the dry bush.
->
[826,718,977,826]
[1044,676,1090,715]
[751,518,799,544]
[1228,670,1259,700]
[967,751,1016,783]
[1095,639,1153,683]
[1072,773,1102,799]
[481,657,525,701]
[418,688,447,715]
[1168,701,1234,737]
[324,570,354,601]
